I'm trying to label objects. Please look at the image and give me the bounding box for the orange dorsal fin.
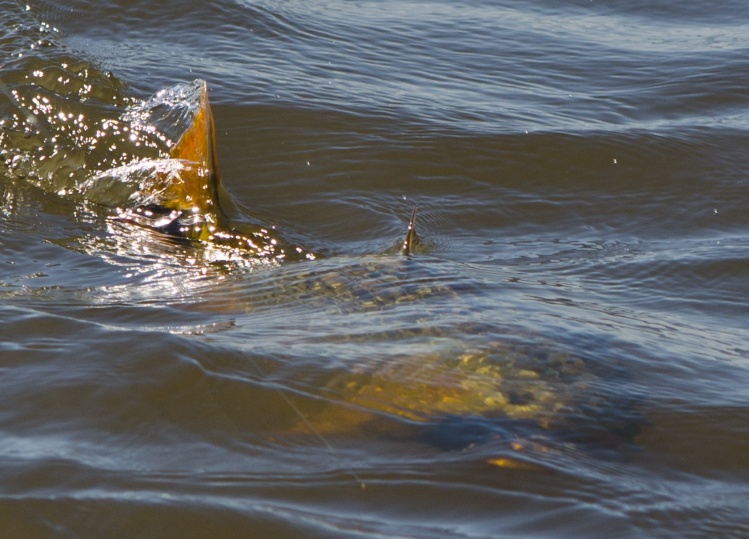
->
[164,80,222,211]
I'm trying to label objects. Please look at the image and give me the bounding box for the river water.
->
[1,0,748,537]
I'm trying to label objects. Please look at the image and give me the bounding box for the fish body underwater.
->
[0,5,642,470]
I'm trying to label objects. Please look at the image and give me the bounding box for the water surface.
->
[1,0,749,537]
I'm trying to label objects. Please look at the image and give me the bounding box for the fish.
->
[0,4,641,473]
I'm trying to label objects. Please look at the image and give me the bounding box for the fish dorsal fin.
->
[402,206,417,256]
[164,80,222,212]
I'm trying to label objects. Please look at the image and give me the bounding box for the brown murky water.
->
[2,1,749,537]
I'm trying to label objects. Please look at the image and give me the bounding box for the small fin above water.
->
[402,206,418,256]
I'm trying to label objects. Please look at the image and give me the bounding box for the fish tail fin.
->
[402,206,417,256]
[170,80,219,178]
[166,79,222,212]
